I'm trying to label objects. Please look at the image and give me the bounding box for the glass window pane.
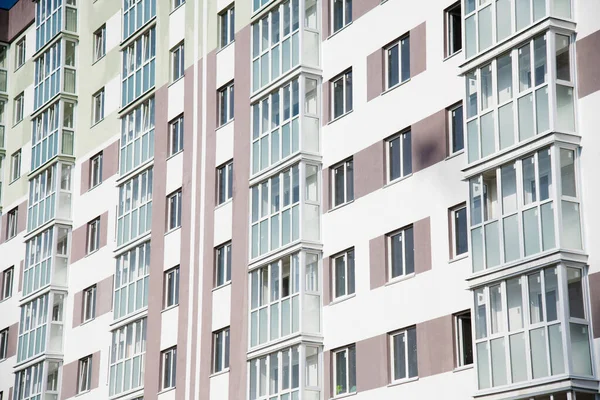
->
[335,351,346,394]
[467,119,479,163]
[556,34,570,81]
[503,215,520,262]
[560,149,576,197]
[522,156,536,204]
[528,272,544,324]
[387,44,399,88]
[475,288,487,339]
[523,208,541,256]
[561,201,582,250]
[393,333,406,380]
[507,277,523,331]
[519,44,532,92]
[556,85,575,132]
[567,268,585,319]
[510,332,528,383]
[548,324,565,375]
[400,37,410,82]
[407,327,418,377]
[478,6,492,52]
[490,284,504,334]
[481,65,493,110]
[388,137,400,181]
[491,338,507,386]
[466,72,478,118]
[485,221,500,268]
[530,327,549,378]
[544,267,559,322]
[538,149,552,201]
[541,202,556,251]
[465,15,476,58]
[496,0,512,41]
[536,86,549,133]
[570,323,592,376]
[477,342,490,389]
[481,112,495,158]
[518,94,534,141]
[516,0,531,31]
[534,36,547,86]
[497,54,513,104]
[472,227,484,272]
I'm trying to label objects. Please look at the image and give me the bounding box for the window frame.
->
[171,42,184,82]
[92,88,105,125]
[77,355,93,393]
[109,318,146,396]
[332,248,355,300]
[82,285,96,322]
[10,149,21,182]
[332,345,356,396]
[169,114,184,156]
[113,242,150,319]
[7,207,18,239]
[215,242,231,288]
[219,6,235,49]
[454,311,473,368]
[218,81,234,126]
[217,161,233,205]
[161,347,177,390]
[167,189,182,231]
[389,326,418,383]
[15,38,26,70]
[212,327,230,373]
[172,0,185,10]
[93,25,106,62]
[331,70,352,120]
[384,35,410,90]
[386,130,412,183]
[331,158,354,208]
[331,0,352,34]
[86,218,101,254]
[14,93,24,125]
[90,153,103,189]
[444,1,462,58]
[450,204,468,259]
[116,169,153,246]
[448,103,464,155]
[164,266,180,309]
[0,329,7,360]
[387,225,415,281]
[2,267,14,300]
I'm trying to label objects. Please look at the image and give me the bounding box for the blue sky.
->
[0,0,18,9]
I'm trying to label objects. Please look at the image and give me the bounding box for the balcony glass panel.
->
[14,361,46,400]
[121,28,156,107]
[113,241,150,320]
[116,168,153,246]
[123,0,156,40]
[109,318,146,396]
[120,97,155,174]
[30,101,74,171]
[17,294,49,362]
[36,0,63,51]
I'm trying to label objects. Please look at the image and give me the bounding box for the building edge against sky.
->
[0,0,599,400]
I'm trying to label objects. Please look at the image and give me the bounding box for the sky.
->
[0,0,18,9]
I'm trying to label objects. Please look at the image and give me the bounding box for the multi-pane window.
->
[390,327,418,382]
[251,0,300,92]
[218,82,234,126]
[17,293,51,362]
[215,243,231,288]
[332,159,353,207]
[212,328,230,373]
[78,355,93,393]
[123,0,156,40]
[387,131,412,182]
[113,242,150,319]
[121,28,156,107]
[173,0,185,9]
[248,346,302,400]
[219,6,235,48]
[167,190,182,231]
[27,163,60,232]
[15,38,26,69]
[249,253,301,347]
[445,2,461,57]
[333,249,355,299]
[0,45,6,92]
[10,150,21,182]
[385,36,410,89]
[0,329,7,359]
[169,115,184,156]
[388,226,414,280]
[451,205,468,258]
[332,70,352,119]
[332,0,352,33]
[90,153,103,188]
[217,161,233,205]
[93,25,106,62]
[31,101,60,171]
[120,98,155,174]
[171,42,184,82]
[87,218,100,254]
[161,347,177,389]
[92,88,104,124]
[455,311,473,367]
[117,169,153,246]
[14,362,46,400]
[34,40,77,111]
[333,345,356,396]
[7,208,18,239]
[251,164,300,258]
[35,0,63,50]
[449,104,464,154]
[252,0,269,12]
[2,267,13,300]
[164,267,180,308]
[14,93,24,124]
[83,285,96,322]
[23,228,64,296]
[109,318,146,396]
[474,265,592,390]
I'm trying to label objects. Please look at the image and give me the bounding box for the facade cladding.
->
[0,0,600,399]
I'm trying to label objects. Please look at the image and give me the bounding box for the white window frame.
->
[386,130,412,183]
[248,346,301,399]
[164,266,180,309]
[332,248,354,299]
[387,225,414,281]
[172,0,185,9]
[333,345,356,396]
[83,285,96,322]
[23,228,58,296]
[121,28,156,107]
[217,161,233,205]
[167,189,182,231]
[171,42,184,82]
[384,35,410,90]
[90,153,103,188]
[215,242,231,288]
[10,150,21,182]
[212,327,230,373]
[389,326,418,383]
[116,169,153,246]
[332,159,353,208]
[87,218,100,254]
[331,70,352,120]
[92,88,104,124]
[218,82,234,126]
[445,1,462,57]
[2,267,13,300]
[77,355,93,393]
[448,103,464,154]
[169,115,184,156]
[113,242,150,319]
[7,208,18,239]
[219,6,235,48]
[161,347,177,390]
[109,318,146,396]
[93,25,106,62]
[331,0,352,34]
[14,93,24,125]
[123,0,156,40]
[120,98,155,174]
[451,204,468,259]
[455,311,473,367]
[0,329,7,359]
[15,38,26,70]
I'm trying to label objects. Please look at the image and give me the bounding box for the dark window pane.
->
[405,227,414,274]
[333,0,343,32]
[345,71,353,112]
[388,44,399,88]
[402,131,412,175]
[348,346,356,392]
[389,137,401,181]
[333,79,344,119]
[452,106,464,153]
[461,315,473,365]
[335,351,347,394]
[456,207,468,255]
[346,160,354,202]
[393,333,406,380]
[401,36,410,82]
[391,233,403,278]
[407,327,418,377]
[347,250,355,295]
[335,256,345,297]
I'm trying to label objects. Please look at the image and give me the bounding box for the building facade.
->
[0,0,599,399]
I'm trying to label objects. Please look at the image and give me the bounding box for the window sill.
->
[448,254,468,264]
[209,368,230,378]
[166,149,183,161]
[387,376,418,388]
[216,118,234,131]
[328,293,356,306]
[168,75,185,88]
[327,110,353,126]
[8,176,20,185]
[327,22,353,41]
[79,317,96,327]
[383,173,412,189]
[12,119,23,128]
[445,149,464,161]
[381,78,410,97]
[217,41,235,55]
[161,304,179,314]
[443,49,463,62]
[0,295,12,303]
[385,272,415,287]
[331,391,357,400]
[92,54,106,66]
[90,118,105,129]
[14,63,25,73]
[328,199,354,213]
[158,387,176,396]
[212,281,232,292]
[165,226,182,237]
[85,248,100,258]
[170,2,185,15]
[453,364,473,373]
[75,389,91,397]
[215,198,233,211]
[87,182,103,193]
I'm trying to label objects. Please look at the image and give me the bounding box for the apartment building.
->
[0,0,599,399]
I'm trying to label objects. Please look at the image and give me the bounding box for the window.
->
[450,204,468,258]
[117,169,153,246]
[120,98,155,174]
[93,25,106,61]
[78,355,93,393]
[173,0,185,9]
[109,319,146,396]
[219,6,235,48]
[10,150,20,182]
[23,227,66,296]
[218,82,234,126]
[83,285,96,322]
[123,0,156,40]
[114,242,150,319]
[217,161,233,204]
[215,242,231,287]
[169,115,184,156]
[121,28,156,107]
[14,93,24,124]
[455,311,473,367]
[449,104,464,154]
[388,226,414,280]
[248,346,303,399]
[15,38,26,69]
[0,329,7,359]
[2,267,13,300]
[332,0,352,33]
[17,293,64,362]
[333,249,355,299]
[445,2,462,57]
[161,347,177,390]
[390,327,418,382]
[171,42,184,82]
[167,189,182,231]
[90,153,103,188]
[385,36,410,89]
[387,131,412,182]
[87,218,100,254]
[0,46,6,92]
[332,159,353,207]
[332,70,352,119]
[213,328,230,373]
[7,208,18,239]
[164,267,180,308]
[333,345,356,396]
[92,88,104,124]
